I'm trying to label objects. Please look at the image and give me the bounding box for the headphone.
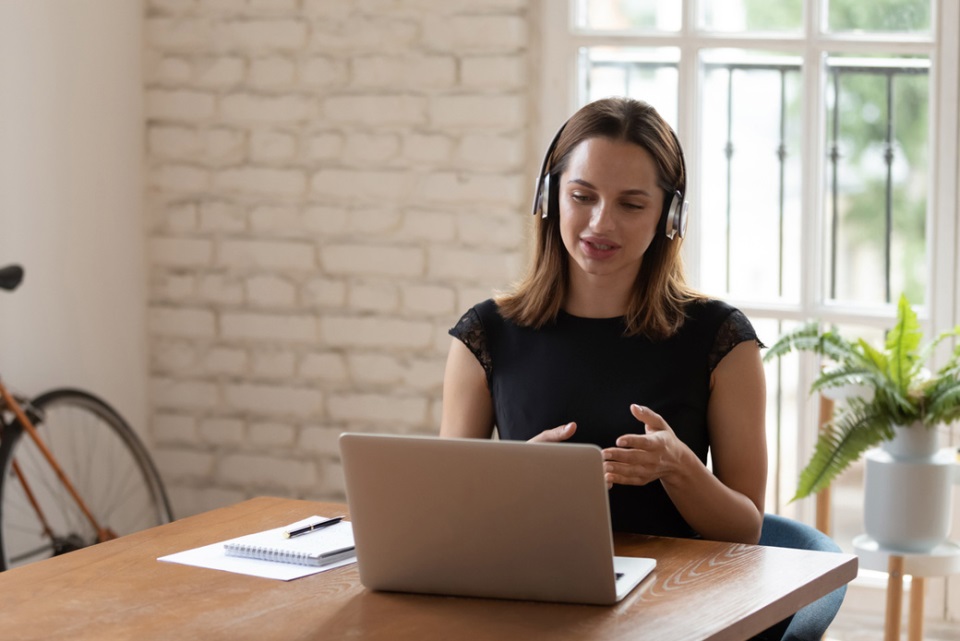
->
[531,121,689,241]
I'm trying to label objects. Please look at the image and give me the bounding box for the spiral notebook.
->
[222,516,355,567]
[158,515,356,581]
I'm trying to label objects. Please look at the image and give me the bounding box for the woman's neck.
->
[563,270,635,318]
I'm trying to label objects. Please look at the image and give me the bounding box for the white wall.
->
[142,0,534,516]
[0,1,148,432]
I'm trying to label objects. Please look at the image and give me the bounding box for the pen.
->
[284,515,344,538]
[316,545,356,566]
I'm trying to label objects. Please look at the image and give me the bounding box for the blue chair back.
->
[758,513,847,641]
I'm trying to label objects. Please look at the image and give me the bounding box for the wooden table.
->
[0,497,857,641]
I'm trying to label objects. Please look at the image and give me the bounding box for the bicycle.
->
[0,264,173,570]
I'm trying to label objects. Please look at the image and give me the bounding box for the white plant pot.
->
[863,423,954,553]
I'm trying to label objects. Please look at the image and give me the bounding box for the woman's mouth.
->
[580,237,620,258]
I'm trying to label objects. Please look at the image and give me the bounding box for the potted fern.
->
[764,294,960,552]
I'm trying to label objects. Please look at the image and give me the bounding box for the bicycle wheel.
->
[0,388,173,570]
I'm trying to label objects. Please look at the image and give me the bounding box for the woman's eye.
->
[622,202,644,210]
[570,193,591,203]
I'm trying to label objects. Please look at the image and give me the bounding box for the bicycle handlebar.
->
[0,265,24,291]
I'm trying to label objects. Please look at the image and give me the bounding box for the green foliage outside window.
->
[828,0,931,33]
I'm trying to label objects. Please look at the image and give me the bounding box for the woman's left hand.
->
[601,404,687,488]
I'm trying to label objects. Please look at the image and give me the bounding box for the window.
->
[541,0,960,616]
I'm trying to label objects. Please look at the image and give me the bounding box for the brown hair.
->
[496,97,701,339]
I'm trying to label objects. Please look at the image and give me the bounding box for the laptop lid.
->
[339,433,654,605]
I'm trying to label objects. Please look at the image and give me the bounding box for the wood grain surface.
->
[0,497,857,641]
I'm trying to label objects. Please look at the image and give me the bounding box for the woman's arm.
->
[602,340,767,543]
[698,339,768,541]
[439,338,496,438]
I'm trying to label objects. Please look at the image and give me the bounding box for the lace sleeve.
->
[707,309,765,373]
[449,307,492,383]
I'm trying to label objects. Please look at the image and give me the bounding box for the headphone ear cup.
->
[532,123,565,218]
[539,173,551,219]
[675,200,689,239]
[534,172,560,219]
[663,190,688,240]
[533,173,547,218]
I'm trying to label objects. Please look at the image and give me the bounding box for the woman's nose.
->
[589,202,615,231]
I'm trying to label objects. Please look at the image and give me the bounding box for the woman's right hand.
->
[528,422,577,443]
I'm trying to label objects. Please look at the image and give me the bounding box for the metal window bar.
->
[826,58,929,304]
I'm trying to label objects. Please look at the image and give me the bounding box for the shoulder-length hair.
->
[496,97,701,340]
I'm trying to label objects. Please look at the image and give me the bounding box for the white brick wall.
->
[145,0,533,516]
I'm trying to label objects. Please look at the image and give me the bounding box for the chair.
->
[759,513,848,641]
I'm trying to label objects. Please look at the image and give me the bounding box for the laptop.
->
[339,433,656,605]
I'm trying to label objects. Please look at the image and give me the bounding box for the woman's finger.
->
[630,404,674,435]
[528,421,576,443]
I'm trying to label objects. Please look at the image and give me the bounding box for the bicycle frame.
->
[0,378,116,545]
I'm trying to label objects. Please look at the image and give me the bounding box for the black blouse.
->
[449,298,762,537]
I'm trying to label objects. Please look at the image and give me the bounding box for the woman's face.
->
[558,136,664,288]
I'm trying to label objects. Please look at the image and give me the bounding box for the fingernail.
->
[632,404,646,413]
[564,422,574,431]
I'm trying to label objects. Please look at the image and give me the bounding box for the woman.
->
[440,97,767,545]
